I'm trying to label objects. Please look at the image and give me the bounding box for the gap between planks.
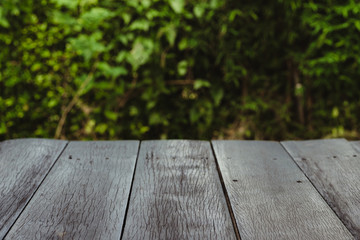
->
[279,141,354,237]
[212,140,353,240]
[120,141,142,240]
[4,141,69,239]
[210,142,242,240]
[121,140,236,239]
[281,139,360,239]
[0,139,68,239]
[5,141,139,240]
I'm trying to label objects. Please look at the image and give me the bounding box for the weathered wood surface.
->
[351,141,360,153]
[0,139,67,239]
[5,141,139,240]
[2,139,360,239]
[212,140,353,240]
[122,140,236,240]
[282,139,360,239]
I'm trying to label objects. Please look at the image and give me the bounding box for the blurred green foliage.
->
[0,0,360,140]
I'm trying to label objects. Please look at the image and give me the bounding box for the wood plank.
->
[0,138,67,239]
[282,139,360,239]
[5,141,139,240]
[212,140,353,240]
[351,141,360,153]
[122,140,237,240]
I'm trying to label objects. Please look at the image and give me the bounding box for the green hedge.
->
[1,0,360,140]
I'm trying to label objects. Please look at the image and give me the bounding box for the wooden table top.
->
[0,139,359,239]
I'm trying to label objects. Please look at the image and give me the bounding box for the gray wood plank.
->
[212,140,353,240]
[282,139,360,239]
[5,141,139,240]
[122,140,237,240]
[0,138,67,239]
[351,141,360,153]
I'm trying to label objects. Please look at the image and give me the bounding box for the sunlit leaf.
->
[69,33,106,62]
[177,60,188,76]
[105,111,118,121]
[194,5,205,18]
[129,19,150,31]
[80,7,114,30]
[149,112,162,125]
[170,0,185,14]
[0,8,9,28]
[51,0,78,10]
[128,38,154,70]
[165,24,177,46]
[95,123,107,134]
[194,79,211,89]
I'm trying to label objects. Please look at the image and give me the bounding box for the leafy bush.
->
[0,0,359,140]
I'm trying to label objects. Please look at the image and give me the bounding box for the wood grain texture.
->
[5,141,139,240]
[212,140,353,240]
[0,138,67,239]
[282,139,360,239]
[122,140,237,240]
[351,141,360,153]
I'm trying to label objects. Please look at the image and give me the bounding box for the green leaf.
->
[129,106,139,116]
[211,88,224,106]
[249,11,258,21]
[178,38,187,50]
[48,99,58,108]
[158,24,177,46]
[51,10,77,26]
[98,62,128,78]
[74,74,94,95]
[94,81,113,90]
[165,24,177,46]
[112,67,128,77]
[80,8,114,30]
[129,19,150,31]
[229,9,243,22]
[0,121,6,134]
[355,21,360,31]
[95,123,107,134]
[85,119,96,134]
[69,33,106,62]
[80,0,98,6]
[141,0,151,8]
[210,0,224,9]
[190,107,200,123]
[139,125,150,134]
[194,5,205,18]
[194,79,211,90]
[170,0,185,14]
[128,38,154,70]
[122,13,131,25]
[116,51,128,63]
[0,8,9,28]
[31,63,42,72]
[177,60,188,76]
[149,112,162,125]
[105,110,118,121]
[51,0,78,10]
[146,101,156,110]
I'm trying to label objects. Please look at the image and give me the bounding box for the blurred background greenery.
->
[0,0,360,140]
